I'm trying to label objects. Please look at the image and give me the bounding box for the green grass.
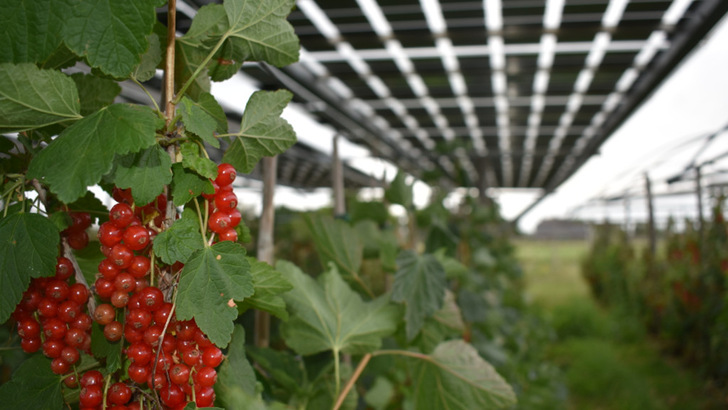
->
[514,239,723,410]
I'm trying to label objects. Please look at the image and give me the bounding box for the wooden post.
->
[332,135,346,217]
[696,166,704,240]
[255,156,277,348]
[644,173,656,258]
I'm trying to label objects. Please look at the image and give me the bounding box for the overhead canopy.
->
[169,0,728,214]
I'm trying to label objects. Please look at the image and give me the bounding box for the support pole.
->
[696,166,704,239]
[332,135,346,217]
[255,156,277,348]
[644,173,656,258]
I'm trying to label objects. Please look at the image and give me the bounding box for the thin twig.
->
[333,353,372,410]
[164,0,177,126]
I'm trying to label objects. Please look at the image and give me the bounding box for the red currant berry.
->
[37,298,58,318]
[218,227,238,242]
[227,208,242,227]
[19,288,42,311]
[70,313,93,331]
[128,255,150,278]
[63,373,79,388]
[104,321,123,342]
[112,187,133,204]
[148,372,167,390]
[108,382,132,405]
[98,221,123,247]
[114,272,136,293]
[45,279,70,301]
[215,163,237,187]
[175,320,198,341]
[124,326,144,344]
[21,337,41,353]
[57,300,81,322]
[127,309,152,331]
[181,349,202,367]
[127,342,153,366]
[194,330,213,349]
[202,346,223,368]
[42,339,64,358]
[214,191,238,211]
[194,366,217,387]
[94,303,116,326]
[110,203,135,228]
[99,257,121,279]
[69,212,92,231]
[55,257,74,280]
[110,244,133,269]
[160,384,185,407]
[80,370,104,387]
[95,277,115,299]
[143,324,163,347]
[60,346,80,364]
[111,290,130,308]
[208,211,231,234]
[65,327,86,348]
[169,363,190,385]
[67,230,89,250]
[122,225,149,251]
[51,357,71,375]
[195,385,216,407]
[42,317,67,340]
[128,363,150,384]
[79,385,103,407]
[17,318,41,339]
[139,286,164,311]
[154,302,173,325]
[68,283,90,305]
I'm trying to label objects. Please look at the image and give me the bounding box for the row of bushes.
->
[582,198,728,385]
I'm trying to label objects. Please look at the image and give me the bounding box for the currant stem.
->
[173,33,229,104]
[131,77,161,113]
[333,353,372,410]
[164,0,177,126]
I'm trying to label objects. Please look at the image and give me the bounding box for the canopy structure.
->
[168,0,728,217]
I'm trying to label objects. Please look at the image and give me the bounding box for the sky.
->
[211,12,728,234]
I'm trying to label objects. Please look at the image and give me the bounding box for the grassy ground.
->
[514,239,724,410]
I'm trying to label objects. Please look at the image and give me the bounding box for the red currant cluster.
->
[64,211,92,250]
[204,163,241,242]
[12,256,92,376]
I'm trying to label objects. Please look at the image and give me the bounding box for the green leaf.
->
[305,215,363,288]
[246,346,304,396]
[433,249,470,281]
[392,250,446,341]
[73,241,106,286]
[415,290,466,353]
[182,4,228,46]
[278,261,398,355]
[152,208,205,265]
[410,340,517,409]
[198,92,228,134]
[62,0,157,78]
[0,63,81,133]
[112,144,172,206]
[175,41,211,101]
[183,403,224,410]
[70,73,122,116]
[238,257,292,320]
[0,0,68,65]
[38,44,80,70]
[208,41,243,82]
[28,104,162,203]
[28,104,163,203]
[170,163,215,206]
[0,213,59,323]
[364,377,394,410]
[385,171,413,209]
[181,141,218,180]
[216,325,258,407]
[132,32,162,82]
[90,322,122,373]
[179,96,219,148]
[176,242,254,347]
[0,355,63,410]
[222,90,296,173]
[223,0,300,67]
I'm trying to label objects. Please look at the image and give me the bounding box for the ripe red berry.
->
[104,321,123,342]
[160,384,185,407]
[80,370,104,387]
[218,227,238,242]
[138,286,164,311]
[94,303,116,326]
[67,230,89,250]
[65,327,86,348]
[98,221,123,247]
[128,255,150,278]
[124,326,144,344]
[60,346,80,364]
[69,212,92,231]
[21,337,41,353]
[127,309,152,331]
[127,342,154,366]
[17,319,41,339]
[169,363,190,385]
[114,272,136,293]
[42,339,64,358]
[63,373,79,388]
[68,283,90,305]
[111,290,130,308]
[95,277,115,299]
[80,385,103,407]
[202,346,223,368]
[194,366,217,387]
[110,244,133,268]
[42,318,67,340]
[57,300,81,322]
[215,163,237,187]
[70,313,93,332]
[37,298,58,318]
[55,257,74,280]
[112,187,133,204]
[195,385,216,407]
[227,208,242,227]
[108,382,132,405]
[99,258,121,279]
[45,279,70,301]
[208,211,231,234]
[122,225,149,251]
[214,191,238,211]
[128,363,150,384]
[51,357,71,375]
[110,203,135,228]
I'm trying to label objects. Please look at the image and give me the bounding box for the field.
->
[514,238,724,409]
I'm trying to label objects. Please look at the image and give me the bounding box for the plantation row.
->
[582,198,728,387]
